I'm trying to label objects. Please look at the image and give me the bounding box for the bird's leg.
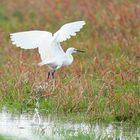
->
[47,72,51,81]
[52,71,55,79]
[52,70,56,91]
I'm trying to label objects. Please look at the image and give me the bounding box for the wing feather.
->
[10,30,52,49]
[10,30,55,61]
[53,21,85,42]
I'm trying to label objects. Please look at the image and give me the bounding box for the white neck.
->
[64,49,74,66]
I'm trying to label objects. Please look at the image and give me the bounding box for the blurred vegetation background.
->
[0,0,139,122]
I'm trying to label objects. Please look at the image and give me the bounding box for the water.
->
[0,109,139,140]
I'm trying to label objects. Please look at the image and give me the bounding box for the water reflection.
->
[0,109,139,140]
[33,99,41,125]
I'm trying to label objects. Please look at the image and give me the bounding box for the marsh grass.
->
[0,0,139,122]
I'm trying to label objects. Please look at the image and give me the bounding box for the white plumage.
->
[10,21,86,79]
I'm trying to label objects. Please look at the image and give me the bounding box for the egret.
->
[10,21,86,79]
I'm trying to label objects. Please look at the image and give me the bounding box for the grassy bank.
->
[0,0,139,122]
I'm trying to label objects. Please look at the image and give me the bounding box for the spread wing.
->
[10,30,58,61]
[10,30,52,49]
[53,21,85,42]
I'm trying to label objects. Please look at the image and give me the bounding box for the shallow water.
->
[0,109,139,140]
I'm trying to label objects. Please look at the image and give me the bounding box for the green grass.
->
[0,135,7,140]
[0,0,139,123]
[0,135,21,140]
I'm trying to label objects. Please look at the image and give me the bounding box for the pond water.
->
[0,108,139,140]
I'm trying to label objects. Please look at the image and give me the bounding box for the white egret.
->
[10,21,86,79]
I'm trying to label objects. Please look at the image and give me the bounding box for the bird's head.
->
[66,47,84,55]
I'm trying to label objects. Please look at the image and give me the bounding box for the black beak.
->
[76,49,85,53]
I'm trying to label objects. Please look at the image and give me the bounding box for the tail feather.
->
[38,62,44,66]
[38,59,55,67]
